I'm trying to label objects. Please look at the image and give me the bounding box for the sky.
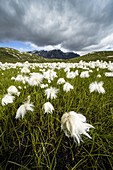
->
[0,0,113,55]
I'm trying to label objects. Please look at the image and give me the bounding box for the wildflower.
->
[64,67,70,72]
[75,70,79,76]
[15,96,34,119]
[7,85,20,96]
[24,86,26,89]
[97,74,101,78]
[105,72,113,77]
[66,71,75,79]
[89,81,105,93]
[57,78,65,84]
[28,73,43,86]
[43,69,57,81]
[97,68,99,71]
[63,82,73,92]
[40,84,48,88]
[80,71,90,78]
[21,66,30,74]
[15,74,29,84]
[15,74,25,82]
[61,111,94,144]
[66,71,78,79]
[11,77,15,80]
[43,102,54,114]
[18,86,22,90]
[2,94,15,106]
[45,87,59,99]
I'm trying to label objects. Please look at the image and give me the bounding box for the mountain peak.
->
[28,49,80,59]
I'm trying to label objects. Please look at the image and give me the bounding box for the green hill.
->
[71,51,113,62]
[0,47,113,63]
[0,47,66,63]
[0,47,46,63]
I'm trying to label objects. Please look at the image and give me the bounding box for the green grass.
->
[0,47,46,63]
[0,47,66,63]
[71,51,113,62]
[1,47,113,64]
[0,61,113,170]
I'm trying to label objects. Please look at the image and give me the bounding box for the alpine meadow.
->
[1,0,113,169]
[0,60,113,170]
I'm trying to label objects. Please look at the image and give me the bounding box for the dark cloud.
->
[0,0,113,53]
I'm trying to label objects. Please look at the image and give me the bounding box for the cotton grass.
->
[1,60,113,170]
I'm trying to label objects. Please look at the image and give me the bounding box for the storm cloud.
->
[0,0,113,53]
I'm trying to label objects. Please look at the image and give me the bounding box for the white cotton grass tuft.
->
[15,96,34,119]
[80,71,90,78]
[40,83,48,89]
[57,78,65,84]
[18,86,22,90]
[21,66,30,74]
[1,94,15,106]
[7,85,20,96]
[43,102,54,114]
[61,111,94,144]
[63,82,74,92]
[97,74,101,78]
[43,69,57,81]
[66,71,76,79]
[45,87,59,99]
[66,70,79,79]
[14,74,29,84]
[105,72,113,77]
[28,73,43,86]
[89,81,105,94]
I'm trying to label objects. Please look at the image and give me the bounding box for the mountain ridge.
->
[28,49,80,59]
[0,47,113,63]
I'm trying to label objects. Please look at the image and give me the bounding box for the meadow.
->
[0,60,113,170]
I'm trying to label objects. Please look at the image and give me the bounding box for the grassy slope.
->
[0,48,113,169]
[0,63,113,169]
[0,47,46,63]
[0,47,65,63]
[1,47,113,63]
[70,51,113,62]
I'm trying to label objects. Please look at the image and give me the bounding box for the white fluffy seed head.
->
[2,94,15,106]
[61,111,94,144]
[15,96,34,119]
[43,102,54,114]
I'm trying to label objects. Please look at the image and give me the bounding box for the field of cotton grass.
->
[0,60,113,170]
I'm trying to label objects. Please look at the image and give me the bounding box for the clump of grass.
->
[0,61,113,170]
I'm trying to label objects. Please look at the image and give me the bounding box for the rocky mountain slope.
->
[28,49,80,59]
[0,47,113,63]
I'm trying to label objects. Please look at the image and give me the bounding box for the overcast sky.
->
[0,0,113,55]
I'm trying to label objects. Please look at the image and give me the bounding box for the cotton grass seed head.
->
[28,73,43,86]
[61,111,94,144]
[57,78,65,84]
[2,94,15,106]
[63,82,74,93]
[43,102,54,114]
[45,87,59,99]
[89,81,105,94]
[7,85,20,96]
[15,96,34,119]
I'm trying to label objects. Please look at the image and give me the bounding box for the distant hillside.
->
[0,47,113,63]
[0,47,46,63]
[0,47,79,63]
[71,51,113,62]
[28,49,80,59]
